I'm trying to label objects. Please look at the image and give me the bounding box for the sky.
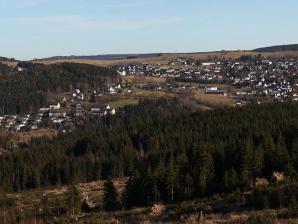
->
[0,0,297,60]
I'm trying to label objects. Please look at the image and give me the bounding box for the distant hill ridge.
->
[2,44,298,62]
[254,44,298,52]
[38,53,162,61]
[0,56,17,62]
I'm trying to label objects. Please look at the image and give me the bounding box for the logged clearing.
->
[0,129,57,151]
[8,178,128,212]
[8,129,57,143]
[13,129,58,142]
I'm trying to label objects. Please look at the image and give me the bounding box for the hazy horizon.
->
[1,0,298,60]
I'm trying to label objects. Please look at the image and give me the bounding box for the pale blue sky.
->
[0,0,297,60]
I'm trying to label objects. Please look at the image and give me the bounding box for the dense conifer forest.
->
[1,98,298,208]
[0,62,119,114]
[254,44,298,52]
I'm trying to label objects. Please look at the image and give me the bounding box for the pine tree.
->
[166,156,177,202]
[66,185,81,217]
[224,168,238,192]
[103,178,120,211]
[194,148,214,196]
[185,174,193,200]
[288,195,298,218]
[122,177,136,209]
[240,139,254,189]
[252,145,264,178]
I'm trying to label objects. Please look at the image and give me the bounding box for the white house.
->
[50,102,60,110]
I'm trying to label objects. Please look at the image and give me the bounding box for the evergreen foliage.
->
[66,185,81,217]
[103,178,121,211]
[1,99,298,207]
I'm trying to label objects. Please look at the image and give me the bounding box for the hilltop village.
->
[114,56,298,101]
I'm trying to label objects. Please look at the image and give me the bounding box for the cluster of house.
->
[230,59,298,101]
[114,63,199,79]
[136,81,229,98]
[0,87,118,132]
[96,84,133,96]
[0,80,137,133]
[72,83,133,101]
[0,103,116,132]
[0,114,41,132]
[47,102,115,125]
[113,59,223,81]
[114,57,298,101]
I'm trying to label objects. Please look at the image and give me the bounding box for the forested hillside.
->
[0,62,119,114]
[40,53,161,61]
[254,44,298,52]
[1,99,298,208]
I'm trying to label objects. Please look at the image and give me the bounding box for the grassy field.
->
[33,56,168,67]
[195,92,236,107]
[108,88,178,109]
[123,75,168,84]
[30,50,298,67]
[109,98,139,109]
[107,86,236,110]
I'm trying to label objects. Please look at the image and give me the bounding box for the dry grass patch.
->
[109,98,139,109]
[8,178,128,212]
[195,92,235,107]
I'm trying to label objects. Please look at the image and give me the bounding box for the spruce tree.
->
[66,185,81,217]
[103,178,120,211]
[288,195,298,218]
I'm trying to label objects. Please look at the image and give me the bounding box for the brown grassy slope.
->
[32,51,298,67]
[2,50,298,68]
[0,61,18,67]
[33,55,168,67]
[0,129,58,151]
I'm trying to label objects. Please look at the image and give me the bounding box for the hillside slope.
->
[254,44,298,52]
[0,62,119,114]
